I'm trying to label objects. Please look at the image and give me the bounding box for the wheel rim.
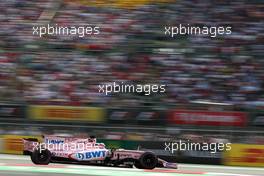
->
[38,151,48,162]
[143,154,155,167]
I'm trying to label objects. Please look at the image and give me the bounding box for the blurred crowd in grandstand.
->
[0,0,263,109]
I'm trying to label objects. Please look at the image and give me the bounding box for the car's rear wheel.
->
[31,149,51,165]
[135,152,158,169]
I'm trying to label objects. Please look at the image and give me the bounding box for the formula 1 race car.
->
[23,135,177,170]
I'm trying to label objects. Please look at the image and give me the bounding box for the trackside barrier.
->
[0,137,3,153]
[1,136,263,167]
[0,103,25,119]
[2,135,41,155]
[27,105,106,122]
[63,0,174,9]
[223,143,264,167]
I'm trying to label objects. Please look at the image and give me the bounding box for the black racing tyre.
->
[134,160,143,169]
[31,149,51,165]
[136,152,158,170]
[30,153,39,165]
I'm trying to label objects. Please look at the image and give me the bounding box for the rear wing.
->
[23,138,40,154]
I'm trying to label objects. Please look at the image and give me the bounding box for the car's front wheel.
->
[135,152,158,169]
[31,149,51,165]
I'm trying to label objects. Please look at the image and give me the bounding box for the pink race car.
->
[23,135,177,170]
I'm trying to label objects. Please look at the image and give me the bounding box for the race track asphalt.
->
[0,154,262,176]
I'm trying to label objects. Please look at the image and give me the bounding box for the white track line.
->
[180,164,264,171]
[207,172,262,176]
[65,164,151,172]
[0,154,29,160]
[0,154,263,176]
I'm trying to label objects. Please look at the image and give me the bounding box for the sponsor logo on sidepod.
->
[45,139,64,144]
[70,150,107,160]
